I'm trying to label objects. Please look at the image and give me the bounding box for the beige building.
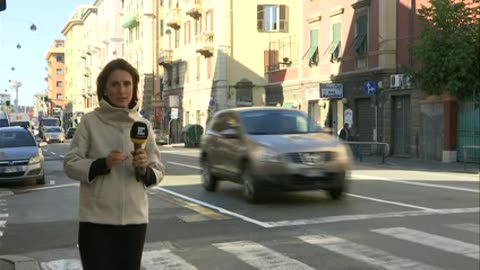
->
[160,0,301,142]
[122,0,160,121]
[61,5,90,125]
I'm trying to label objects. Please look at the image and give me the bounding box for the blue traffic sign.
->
[208,98,216,107]
[364,81,377,96]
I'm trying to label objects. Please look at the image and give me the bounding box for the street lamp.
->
[8,80,21,113]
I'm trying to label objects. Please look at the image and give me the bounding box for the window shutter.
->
[308,29,319,59]
[257,5,264,31]
[279,5,289,32]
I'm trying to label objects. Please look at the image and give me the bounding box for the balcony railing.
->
[166,8,181,29]
[195,32,214,57]
[158,50,174,66]
[186,0,202,20]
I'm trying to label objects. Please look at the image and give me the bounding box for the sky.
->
[0,0,91,107]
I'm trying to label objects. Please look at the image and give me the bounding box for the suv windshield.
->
[45,127,62,133]
[0,129,36,148]
[239,110,320,135]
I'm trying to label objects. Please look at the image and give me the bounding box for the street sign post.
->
[363,81,377,96]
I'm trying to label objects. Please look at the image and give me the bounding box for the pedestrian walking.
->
[338,123,350,141]
[63,58,164,270]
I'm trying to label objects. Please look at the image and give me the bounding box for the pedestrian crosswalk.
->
[0,199,7,238]
[39,223,479,270]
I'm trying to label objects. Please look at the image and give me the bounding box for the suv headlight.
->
[29,153,43,164]
[255,146,282,163]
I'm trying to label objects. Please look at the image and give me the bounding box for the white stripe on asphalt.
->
[167,161,201,170]
[213,240,316,270]
[0,220,6,227]
[372,227,479,260]
[23,183,79,192]
[264,208,480,227]
[447,223,480,234]
[353,173,479,193]
[142,249,197,270]
[155,187,273,228]
[299,234,443,270]
[346,193,435,210]
[40,259,82,270]
[0,213,7,218]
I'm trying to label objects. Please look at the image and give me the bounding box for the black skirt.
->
[78,222,147,270]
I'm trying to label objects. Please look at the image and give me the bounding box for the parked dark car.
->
[200,107,353,203]
[153,129,168,145]
[65,127,76,139]
[0,126,46,185]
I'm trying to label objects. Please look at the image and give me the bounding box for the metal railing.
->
[343,141,390,163]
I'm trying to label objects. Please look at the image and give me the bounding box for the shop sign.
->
[320,83,343,99]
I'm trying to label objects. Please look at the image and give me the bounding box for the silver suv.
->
[200,107,352,203]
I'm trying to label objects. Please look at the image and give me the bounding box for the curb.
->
[0,255,41,270]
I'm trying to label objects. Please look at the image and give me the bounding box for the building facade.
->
[44,39,66,120]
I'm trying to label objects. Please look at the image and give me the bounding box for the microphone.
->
[130,121,148,181]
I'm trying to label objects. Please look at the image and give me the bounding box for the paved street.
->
[0,143,478,269]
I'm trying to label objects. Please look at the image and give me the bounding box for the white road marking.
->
[264,208,480,227]
[0,230,3,237]
[213,240,315,270]
[142,249,197,270]
[23,183,79,192]
[49,180,55,185]
[167,161,201,170]
[0,213,7,218]
[372,227,479,260]
[0,220,6,227]
[59,155,64,158]
[155,187,272,228]
[346,193,435,210]
[447,223,480,234]
[40,259,82,270]
[50,152,57,155]
[353,173,480,193]
[299,234,443,270]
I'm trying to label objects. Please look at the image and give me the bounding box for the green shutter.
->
[330,23,341,53]
[308,29,319,59]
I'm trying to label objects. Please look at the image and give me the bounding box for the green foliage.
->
[412,0,480,99]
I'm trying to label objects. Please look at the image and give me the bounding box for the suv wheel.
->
[242,165,261,203]
[328,172,346,200]
[36,175,45,185]
[201,159,218,191]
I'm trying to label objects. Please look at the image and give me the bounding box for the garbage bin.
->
[182,124,204,148]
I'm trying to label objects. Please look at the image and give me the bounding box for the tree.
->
[412,0,480,99]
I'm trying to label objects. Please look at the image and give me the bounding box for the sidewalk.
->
[354,155,480,175]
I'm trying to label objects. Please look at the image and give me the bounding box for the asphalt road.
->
[0,142,478,270]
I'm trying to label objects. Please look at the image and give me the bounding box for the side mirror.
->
[221,128,240,139]
[38,142,47,147]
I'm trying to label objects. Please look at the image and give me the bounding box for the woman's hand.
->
[106,150,127,170]
[131,148,149,175]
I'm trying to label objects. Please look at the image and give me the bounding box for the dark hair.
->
[96,58,140,109]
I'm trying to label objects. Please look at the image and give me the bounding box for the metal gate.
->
[392,95,411,156]
[355,98,374,141]
[420,102,443,160]
[457,100,480,163]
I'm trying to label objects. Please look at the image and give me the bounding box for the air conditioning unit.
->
[390,74,403,88]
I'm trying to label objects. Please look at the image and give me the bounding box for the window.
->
[196,110,201,124]
[56,81,63,88]
[56,68,63,75]
[308,29,319,66]
[264,50,279,72]
[56,93,63,100]
[257,5,288,32]
[330,23,341,61]
[56,55,63,62]
[353,13,368,55]
[185,111,190,125]
[55,43,63,48]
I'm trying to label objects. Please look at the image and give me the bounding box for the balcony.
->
[195,32,214,58]
[166,8,181,29]
[158,50,174,67]
[186,0,202,20]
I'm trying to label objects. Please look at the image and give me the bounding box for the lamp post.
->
[9,79,21,113]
